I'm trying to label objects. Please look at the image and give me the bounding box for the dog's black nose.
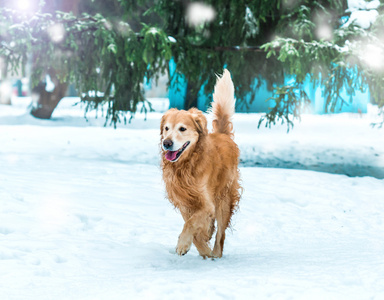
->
[163,139,173,150]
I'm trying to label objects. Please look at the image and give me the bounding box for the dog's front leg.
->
[176,204,214,256]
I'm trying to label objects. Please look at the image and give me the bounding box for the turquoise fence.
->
[168,59,370,114]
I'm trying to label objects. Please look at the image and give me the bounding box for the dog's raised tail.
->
[210,69,235,137]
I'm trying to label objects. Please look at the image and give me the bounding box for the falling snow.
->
[185,2,216,27]
[47,23,66,44]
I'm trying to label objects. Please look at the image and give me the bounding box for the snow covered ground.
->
[1,98,384,299]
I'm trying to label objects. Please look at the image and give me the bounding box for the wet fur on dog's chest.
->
[161,133,239,212]
[162,150,205,211]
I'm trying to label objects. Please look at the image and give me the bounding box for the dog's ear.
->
[160,108,178,135]
[160,114,166,135]
[188,108,208,135]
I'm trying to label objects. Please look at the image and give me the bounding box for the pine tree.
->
[0,0,383,128]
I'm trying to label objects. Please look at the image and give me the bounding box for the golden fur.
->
[160,70,241,258]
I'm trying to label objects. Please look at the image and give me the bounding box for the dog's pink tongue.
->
[165,150,178,161]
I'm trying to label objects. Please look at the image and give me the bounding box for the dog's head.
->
[160,108,208,163]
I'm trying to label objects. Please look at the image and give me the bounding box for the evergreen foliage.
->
[0,2,170,125]
[0,0,383,128]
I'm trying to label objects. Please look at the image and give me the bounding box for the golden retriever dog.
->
[160,69,241,258]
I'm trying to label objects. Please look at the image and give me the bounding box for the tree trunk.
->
[184,80,199,110]
[30,74,68,119]
[61,0,80,15]
[30,0,79,119]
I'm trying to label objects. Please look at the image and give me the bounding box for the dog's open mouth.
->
[165,142,190,162]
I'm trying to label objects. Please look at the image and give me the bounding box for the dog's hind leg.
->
[212,179,241,258]
[212,201,231,258]
[192,218,215,258]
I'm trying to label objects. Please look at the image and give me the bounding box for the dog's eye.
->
[165,126,169,131]
[179,127,186,132]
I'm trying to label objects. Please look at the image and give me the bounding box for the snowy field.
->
[1,98,384,299]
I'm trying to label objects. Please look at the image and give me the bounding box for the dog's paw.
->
[176,234,193,256]
[211,246,223,259]
[176,244,190,256]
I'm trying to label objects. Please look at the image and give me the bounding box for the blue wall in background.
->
[168,59,370,114]
[168,59,188,110]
